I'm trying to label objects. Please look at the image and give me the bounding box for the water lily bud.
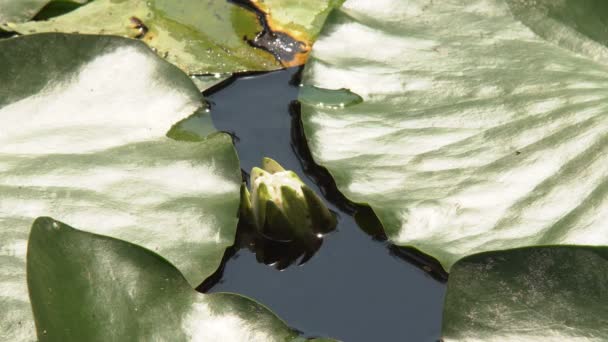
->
[240,157,336,241]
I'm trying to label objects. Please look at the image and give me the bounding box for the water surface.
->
[201,67,446,342]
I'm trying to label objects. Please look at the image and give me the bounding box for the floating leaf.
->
[300,0,608,270]
[0,0,50,23]
[247,0,345,66]
[28,217,329,341]
[506,0,608,61]
[3,0,343,74]
[0,0,87,23]
[191,74,231,92]
[30,0,90,21]
[443,246,608,341]
[0,34,241,340]
[298,85,362,109]
[251,0,344,41]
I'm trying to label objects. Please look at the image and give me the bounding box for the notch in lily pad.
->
[298,84,363,109]
[240,157,336,242]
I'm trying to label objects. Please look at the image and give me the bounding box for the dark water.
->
[199,67,447,342]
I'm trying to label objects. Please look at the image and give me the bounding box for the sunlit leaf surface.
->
[3,0,343,74]
[0,34,241,340]
[0,0,50,23]
[301,0,608,270]
[443,246,608,341]
[28,217,322,341]
[0,0,87,23]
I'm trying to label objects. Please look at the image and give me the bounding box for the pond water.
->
[199,67,447,342]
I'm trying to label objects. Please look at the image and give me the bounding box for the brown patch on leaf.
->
[231,0,312,66]
[129,16,149,39]
[247,29,310,67]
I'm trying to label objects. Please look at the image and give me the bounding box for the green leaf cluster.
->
[3,0,608,340]
[0,30,333,342]
[1,0,343,74]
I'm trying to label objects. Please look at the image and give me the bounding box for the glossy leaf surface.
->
[443,246,608,341]
[28,217,319,341]
[0,0,87,23]
[301,0,608,270]
[252,0,344,39]
[0,34,241,340]
[248,0,344,65]
[0,0,49,23]
[3,0,342,74]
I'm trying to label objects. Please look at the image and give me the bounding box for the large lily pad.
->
[3,0,343,74]
[443,246,608,341]
[0,34,241,340]
[300,0,608,270]
[28,217,325,341]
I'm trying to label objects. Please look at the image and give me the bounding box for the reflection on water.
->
[198,67,447,342]
[237,220,323,271]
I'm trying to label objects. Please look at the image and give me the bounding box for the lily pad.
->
[3,0,343,74]
[27,217,327,341]
[0,0,50,23]
[31,0,91,21]
[0,0,86,23]
[0,33,241,340]
[443,246,608,341]
[506,0,608,61]
[192,74,231,92]
[300,0,608,270]
[251,0,344,39]
[247,0,345,65]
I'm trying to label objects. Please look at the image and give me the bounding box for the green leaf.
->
[249,0,345,41]
[191,74,231,92]
[0,0,50,23]
[280,185,311,237]
[27,217,320,341]
[300,0,608,271]
[3,0,343,74]
[506,0,608,61]
[443,246,608,341]
[0,0,87,23]
[31,0,91,21]
[166,107,217,142]
[0,34,241,340]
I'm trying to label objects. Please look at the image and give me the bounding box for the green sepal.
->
[262,157,286,174]
[280,185,311,237]
[263,200,295,241]
[239,183,254,225]
[302,186,336,234]
[251,166,268,184]
[284,170,306,184]
[253,182,272,231]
